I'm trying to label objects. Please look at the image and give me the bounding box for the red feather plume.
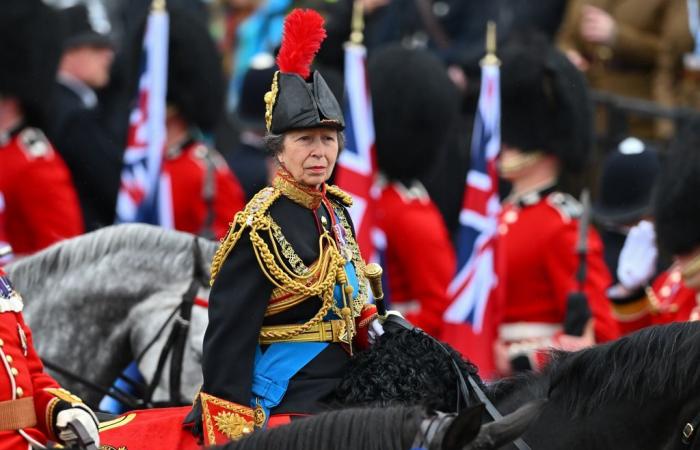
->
[276,9,327,80]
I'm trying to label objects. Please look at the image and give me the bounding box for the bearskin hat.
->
[500,33,593,173]
[166,8,224,133]
[654,120,700,256]
[368,45,460,181]
[0,0,63,127]
[266,9,344,134]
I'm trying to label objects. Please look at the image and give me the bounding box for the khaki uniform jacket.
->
[557,0,694,137]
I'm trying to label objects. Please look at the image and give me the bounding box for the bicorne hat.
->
[264,9,344,135]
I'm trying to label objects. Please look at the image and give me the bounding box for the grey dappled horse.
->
[6,224,215,408]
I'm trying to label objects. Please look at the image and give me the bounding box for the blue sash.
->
[251,210,360,428]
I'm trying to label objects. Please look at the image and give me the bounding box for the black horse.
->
[333,322,700,450]
[219,402,544,450]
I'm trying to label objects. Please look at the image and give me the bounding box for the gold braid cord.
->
[209,186,352,341]
[326,185,353,207]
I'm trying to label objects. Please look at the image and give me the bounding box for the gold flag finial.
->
[151,0,166,12]
[481,21,500,66]
[349,0,365,45]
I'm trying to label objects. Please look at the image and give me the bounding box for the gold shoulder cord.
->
[326,185,353,207]
[209,185,350,341]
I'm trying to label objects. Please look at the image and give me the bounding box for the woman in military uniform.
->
[187,9,379,446]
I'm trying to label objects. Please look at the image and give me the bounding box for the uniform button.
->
[15,387,23,398]
[10,367,18,376]
[5,355,12,364]
[660,286,671,297]
[0,338,4,347]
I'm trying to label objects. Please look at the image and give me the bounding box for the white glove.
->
[56,406,100,448]
[617,220,658,290]
[367,310,403,345]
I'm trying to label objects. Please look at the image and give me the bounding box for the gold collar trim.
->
[273,170,325,210]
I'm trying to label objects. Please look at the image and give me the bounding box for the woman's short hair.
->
[264,129,346,156]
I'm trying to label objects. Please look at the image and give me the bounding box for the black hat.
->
[265,9,344,134]
[60,4,113,49]
[654,120,700,256]
[238,54,277,130]
[500,33,593,173]
[0,0,63,127]
[167,9,225,132]
[593,137,661,227]
[368,44,460,181]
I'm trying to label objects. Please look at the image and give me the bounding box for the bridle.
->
[385,315,532,450]
[42,236,209,409]
[681,412,700,446]
[139,236,209,406]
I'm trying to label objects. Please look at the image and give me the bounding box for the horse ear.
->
[441,403,484,450]
[472,399,546,448]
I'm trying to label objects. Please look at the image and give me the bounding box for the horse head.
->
[6,224,217,407]
[429,400,546,450]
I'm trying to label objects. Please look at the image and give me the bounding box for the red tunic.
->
[612,267,698,335]
[375,181,456,337]
[0,268,85,449]
[0,127,83,256]
[498,190,620,344]
[161,140,245,240]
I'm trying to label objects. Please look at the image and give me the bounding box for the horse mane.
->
[332,328,483,412]
[8,224,217,288]
[547,322,700,416]
[224,405,423,450]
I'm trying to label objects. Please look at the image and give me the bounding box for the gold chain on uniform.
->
[210,186,364,341]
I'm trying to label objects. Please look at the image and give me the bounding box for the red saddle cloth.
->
[99,406,296,450]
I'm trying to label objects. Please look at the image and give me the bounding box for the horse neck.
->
[225,406,422,450]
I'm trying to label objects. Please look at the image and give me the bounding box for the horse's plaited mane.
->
[8,223,216,286]
[547,322,700,416]
[223,405,424,450]
[331,328,483,412]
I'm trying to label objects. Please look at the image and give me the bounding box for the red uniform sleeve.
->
[14,155,83,253]
[15,313,63,440]
[386,207,456,337]
[543,223,620,342]
[212,167,246,241]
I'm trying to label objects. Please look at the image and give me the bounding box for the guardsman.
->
[493,35,619,375]
[637,121,700,328]
[368,45,459,337]
[0,0,84,257]
[0,268,100,449]
[159,8,245,240]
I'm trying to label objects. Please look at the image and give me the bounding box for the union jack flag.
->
[334,43,377,261]
[115,8,170,227]
[441,61,502,378]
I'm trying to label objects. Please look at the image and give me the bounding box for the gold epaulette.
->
[326,185,353,207]
[209,187,281,284]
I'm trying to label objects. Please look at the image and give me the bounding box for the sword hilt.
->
[364,263,387,318]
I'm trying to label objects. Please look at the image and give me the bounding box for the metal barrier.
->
[591,90,700,151]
